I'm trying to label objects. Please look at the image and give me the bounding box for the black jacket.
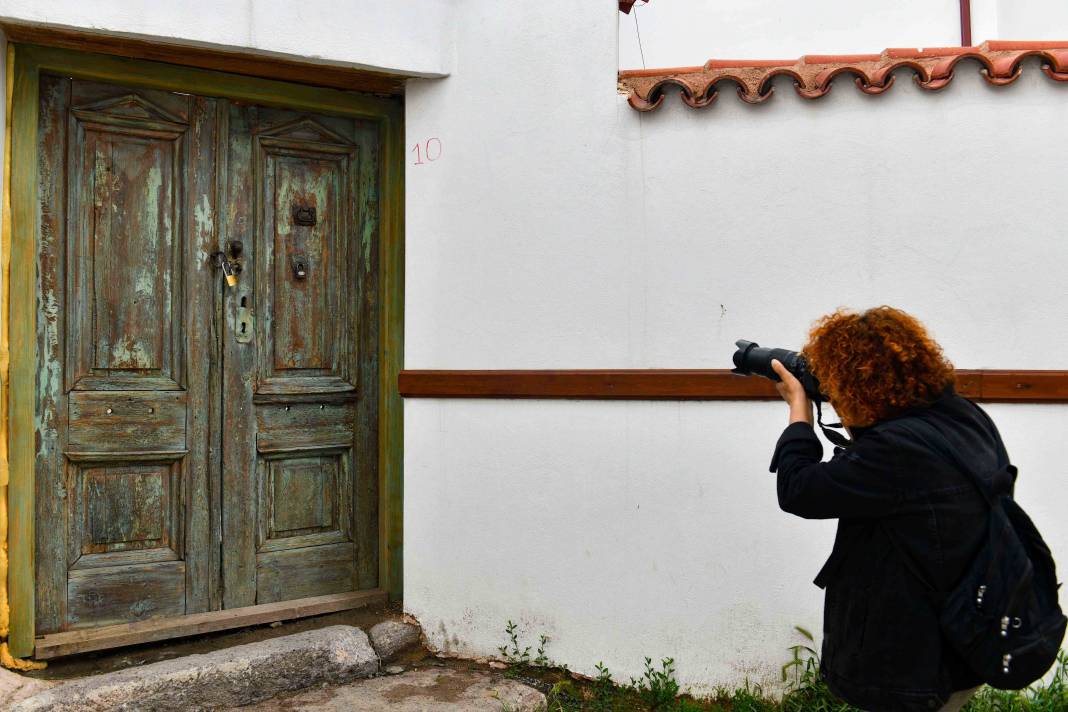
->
[770,387,1010,712]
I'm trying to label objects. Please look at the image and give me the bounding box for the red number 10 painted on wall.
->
[412,138,442,165]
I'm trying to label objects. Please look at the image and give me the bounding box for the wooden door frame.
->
[5,43,405,658]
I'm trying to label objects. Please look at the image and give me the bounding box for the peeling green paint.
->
[193,193,213,272]
[133,272,155,298]
[109,336,151,369]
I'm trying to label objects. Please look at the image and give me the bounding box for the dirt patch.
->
[239,685,341,711]
[381,670,479,703]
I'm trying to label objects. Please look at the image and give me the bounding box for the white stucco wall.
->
[619,0,963,69]
[978,0,1068,43]
[0,0,454,76]
[619,0,1068,69]
[405,0,1068,696]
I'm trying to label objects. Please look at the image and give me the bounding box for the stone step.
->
[13,625,380,712]
[0,666,55,706]
[367,619,422,661]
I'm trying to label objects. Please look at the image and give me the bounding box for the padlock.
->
[220,258,239,288]
[212,250,240,288]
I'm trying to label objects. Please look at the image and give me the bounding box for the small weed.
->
[711,682,777,712]
[629,657,681,709]
[780,625,818,689]
[498,621,556,671]
[590,662,616,711]
[535,634,552,667]
[499,620,533,666]
[778,626,858,712]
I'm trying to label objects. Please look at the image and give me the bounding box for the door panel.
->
[67,391,186,452]
[35,75,216,632]
[70,459,178,561]
[222,104,377,608]
[255,117,359,393]
[66,86,188,392]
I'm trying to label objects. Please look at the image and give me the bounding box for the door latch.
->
[235,294,254,344]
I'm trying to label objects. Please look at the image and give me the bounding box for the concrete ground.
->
[234,666,546,711]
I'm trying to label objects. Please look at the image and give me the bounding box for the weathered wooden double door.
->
[34,74,380,634]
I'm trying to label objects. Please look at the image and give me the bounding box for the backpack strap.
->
[891,417,1008,507]
[878,415,1011,596]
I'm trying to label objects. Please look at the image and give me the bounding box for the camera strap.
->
[815,400,853,448]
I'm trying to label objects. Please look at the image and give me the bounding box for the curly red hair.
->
[802,306,955,427]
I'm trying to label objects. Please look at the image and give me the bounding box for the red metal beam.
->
[960,0,973,46]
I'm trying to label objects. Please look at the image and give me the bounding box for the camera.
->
[731,339,824,403]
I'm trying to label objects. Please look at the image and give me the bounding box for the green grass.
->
[961,651,1068,712]
[495,621,1068,712]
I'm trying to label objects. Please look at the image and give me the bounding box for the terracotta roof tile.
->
[618,41,1068,112]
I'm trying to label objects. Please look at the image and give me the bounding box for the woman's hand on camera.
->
[771,359,814,426]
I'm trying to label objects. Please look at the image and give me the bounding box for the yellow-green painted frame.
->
[5,43,404,657]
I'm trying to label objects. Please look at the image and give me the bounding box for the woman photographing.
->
[767,306,1061,712]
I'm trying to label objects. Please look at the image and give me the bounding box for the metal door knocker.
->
[292,255,309,280]
[293,205,316,226]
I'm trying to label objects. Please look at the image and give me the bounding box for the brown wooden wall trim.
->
[398,369,1068,403]
[0,21,407,95]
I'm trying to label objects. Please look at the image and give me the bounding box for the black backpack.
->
[889,416,1066,690]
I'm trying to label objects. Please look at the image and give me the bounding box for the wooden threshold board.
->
[34,589,387,660]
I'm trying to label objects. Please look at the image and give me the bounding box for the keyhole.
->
[240,296,247,307]
[240,321,247,334]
